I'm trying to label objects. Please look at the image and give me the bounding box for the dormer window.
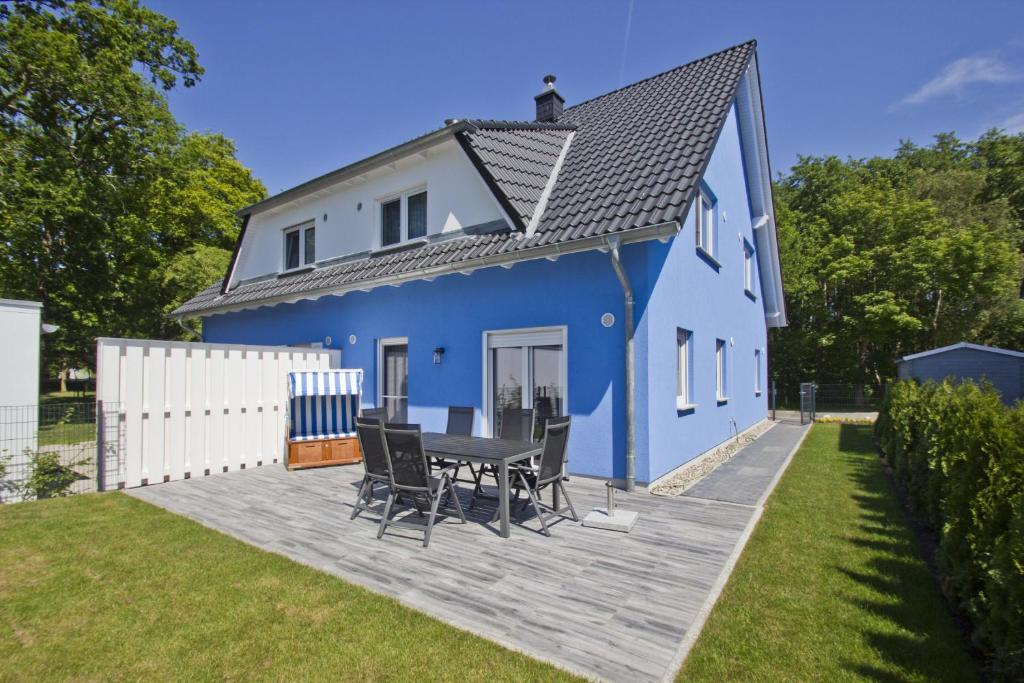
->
[284,222,315,271]
[380,188,428,247]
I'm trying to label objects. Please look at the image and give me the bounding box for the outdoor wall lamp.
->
[433,347,445,365]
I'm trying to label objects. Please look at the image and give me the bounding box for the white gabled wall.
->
[232,139,505,283]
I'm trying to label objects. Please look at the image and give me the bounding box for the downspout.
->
[606,235,636,492]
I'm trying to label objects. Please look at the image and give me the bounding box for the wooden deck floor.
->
[128,423,808,681]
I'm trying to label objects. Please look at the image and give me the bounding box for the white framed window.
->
[743,240,755,296]
[754,348,763,395]
[695,186,716,259]
[283,221,315,271]
[379,187,428,248]
[676,328,694,411]
[716,338,728,403]
[482,326,567,440]
[377,337,409,422]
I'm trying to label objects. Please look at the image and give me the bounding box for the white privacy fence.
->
[96,338,339,489]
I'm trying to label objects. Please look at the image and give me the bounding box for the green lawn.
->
[0,493,577,682]
[680,423,978,681]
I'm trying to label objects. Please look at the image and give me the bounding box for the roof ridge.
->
[561,39,756,115]
[464,119,578,131]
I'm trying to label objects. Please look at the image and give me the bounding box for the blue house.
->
[175,41,787,490]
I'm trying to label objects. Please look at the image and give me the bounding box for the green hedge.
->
[876,380,1024,680]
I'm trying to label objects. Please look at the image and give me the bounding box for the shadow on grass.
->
[833,424,976,682]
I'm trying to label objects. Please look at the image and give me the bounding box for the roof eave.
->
[173,221,681,320]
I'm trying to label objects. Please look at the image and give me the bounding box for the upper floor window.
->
[695,185,717,260]
[743,240,755,296]
[284,222,315,271]
[380,188,428,247]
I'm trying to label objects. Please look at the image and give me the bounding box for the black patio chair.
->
[469,408,535,508]
[361,406,387,421]
[492,415,578,536]
[351,417,390,520]
[379,423,466,548]
[435,406,475,485]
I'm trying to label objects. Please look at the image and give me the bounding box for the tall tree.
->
[770,133,1024,390]
[0,0,264,374]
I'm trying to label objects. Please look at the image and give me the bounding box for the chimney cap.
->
[543,74,557,88]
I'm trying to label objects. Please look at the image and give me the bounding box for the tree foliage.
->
[770,132,1024,386]
[0,0,264,374]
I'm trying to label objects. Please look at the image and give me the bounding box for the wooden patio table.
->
[421,432,541,538]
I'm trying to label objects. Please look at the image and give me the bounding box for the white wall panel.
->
[96,338,339,489]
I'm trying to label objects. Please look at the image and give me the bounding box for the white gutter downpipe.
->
[606,235,636,492]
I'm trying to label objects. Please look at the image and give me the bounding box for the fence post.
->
[771,380,777,421]
[95,399,105,492]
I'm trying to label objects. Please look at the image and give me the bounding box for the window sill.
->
[371,238,428,257]
[671,397,696,413]
[744,289,757,302]
[278,265,315,279]
[717,397,729,405]
[696,246,721,271]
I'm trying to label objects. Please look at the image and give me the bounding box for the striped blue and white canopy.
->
[287,369,363,441]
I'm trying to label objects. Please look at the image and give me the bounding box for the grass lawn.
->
[680,423,978,682]
[0,493,577,682]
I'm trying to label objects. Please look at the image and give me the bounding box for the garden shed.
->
[896,342,1024,404]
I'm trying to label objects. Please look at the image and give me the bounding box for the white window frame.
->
[695,187,716,259]
[743,239,755,296]
[377,185,428,248]
[282,220,316,272]
[676,328,695,411]
[377,336,409,416]
[754,348,763,396]
[481,326,568,438]
[716,338,728,403]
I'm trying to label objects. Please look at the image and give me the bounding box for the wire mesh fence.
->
[0,401,122,503]
[812,384,886,412]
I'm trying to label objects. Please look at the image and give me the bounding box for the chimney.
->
[534,74,564,123]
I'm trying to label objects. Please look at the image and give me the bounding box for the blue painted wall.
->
[201,102,771,484]
[203,247,644,480]
[640,104,769,482]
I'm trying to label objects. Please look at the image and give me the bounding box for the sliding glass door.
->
[486,328,566,439]
[379,338,408,422]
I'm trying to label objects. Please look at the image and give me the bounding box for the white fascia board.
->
[179,221,680,319]
[735,54,787,328]
[901,342,1024,361]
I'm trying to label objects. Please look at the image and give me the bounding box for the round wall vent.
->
[601,312,615,328]
[348,334,357,345]
[324,336,333,346]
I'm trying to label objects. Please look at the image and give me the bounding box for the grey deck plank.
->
[128,420,809,682]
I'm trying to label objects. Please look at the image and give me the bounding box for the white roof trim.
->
[735,55,787,328]
[525,131,575,237]
[901,342,1024,362]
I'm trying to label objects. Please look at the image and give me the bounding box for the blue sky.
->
[148,0,1024,195]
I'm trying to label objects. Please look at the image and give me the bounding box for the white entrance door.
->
[484,327,566,439]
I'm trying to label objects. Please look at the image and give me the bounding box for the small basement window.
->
[716,338,728,403]
[380,187,428,247]
[754,348,762,395]
[284,222,315,271]
[676,328,694,411]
